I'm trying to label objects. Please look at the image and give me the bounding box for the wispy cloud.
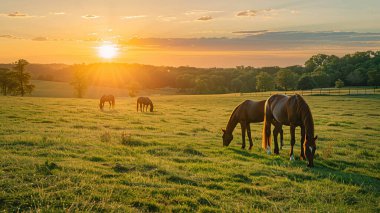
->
[157,16,176,22]
[121,15,146,20]
[236,10,257,17]
[124,31,380,51]
[32,37,48,41]
[185,10,223,16]
[236,9,279,17]
[197,16,213,21]
[0,11,40,18]
[50,12,66,15]
[232,30,268,35]
[0,34,21,39]
[81,14,100,19]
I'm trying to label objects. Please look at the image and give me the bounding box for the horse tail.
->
[262,100,272,151]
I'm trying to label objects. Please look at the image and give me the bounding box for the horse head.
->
[150,104,154,112]
[222,129,233,146]
[304,135,318,167]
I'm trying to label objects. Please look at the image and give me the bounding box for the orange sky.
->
[1,0,380,67]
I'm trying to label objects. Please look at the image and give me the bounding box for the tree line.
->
[0,59,35,96]
[69,51,380,96]
[1,51,379,97]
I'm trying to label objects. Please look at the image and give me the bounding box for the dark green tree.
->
[256,72,274,91]
[297,75,316,90]
[275,68,299,90]
[335,79,344,88]
[367,68,380,86]
[12,59,35,96]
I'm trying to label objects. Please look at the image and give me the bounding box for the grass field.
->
[0,94,379,212]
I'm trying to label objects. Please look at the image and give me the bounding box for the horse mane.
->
[225,103,240,133]
[295,94,315,145]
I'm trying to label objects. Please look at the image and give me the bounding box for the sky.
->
[1,0,380,67]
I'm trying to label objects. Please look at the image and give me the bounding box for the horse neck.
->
[301,105,315,144]
[226,108,239,134]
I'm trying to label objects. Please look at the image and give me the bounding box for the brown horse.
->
[137,97,154,112]
[99,95,115,110]
[262,94,318,167]
[222,100,283,150]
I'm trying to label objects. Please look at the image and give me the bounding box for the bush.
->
[335,79,344,88]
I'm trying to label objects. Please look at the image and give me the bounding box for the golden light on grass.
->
[97,42,119,59]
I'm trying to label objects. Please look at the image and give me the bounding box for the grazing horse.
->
[222,100,283,150]
[99,95,115,110]
[137,97,154,112]
[262,94,318,167]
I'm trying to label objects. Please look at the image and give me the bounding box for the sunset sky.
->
[1,0,380,67]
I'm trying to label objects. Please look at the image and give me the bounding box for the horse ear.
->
[221,128,226,133]
[314,135,318,141]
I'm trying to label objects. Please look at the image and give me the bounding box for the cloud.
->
[0,11,40,18]
[236,10,257,17]
[197,16,213,21]
[50,12,65,15]
[123,31,380,51]
[232,30,268,35]
[82,15,99,19]
[185,10,223,15]
[0,34,21,39]
[236,9,279,17]
[121,15,146,20]
[32,37,48,41]
[157,16,176,22]
[8,11,27,17]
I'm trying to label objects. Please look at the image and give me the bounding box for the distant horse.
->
[222,100,283,150]
[137,97,154,112]
[262,94,318,167]
[99,95,115,110]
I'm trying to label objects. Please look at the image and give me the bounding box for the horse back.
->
[267,94,291,125]
[235,100,266,123]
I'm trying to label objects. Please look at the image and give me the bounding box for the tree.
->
[231,78,243,92]
[367,68,380,86]
[304,54,329,72]
[12,59,35,96]
[275,69,298,90]
[0,68,17,95]
[311,70,331,88]
[70,66,89,98]
[297,75,316,90]
[335,79,344,88]
[346,68,366,86]
[256,72,274,91]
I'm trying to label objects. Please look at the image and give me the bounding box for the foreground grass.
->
[0,94,379,212]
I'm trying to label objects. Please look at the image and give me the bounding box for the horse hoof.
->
[290,155,295,161]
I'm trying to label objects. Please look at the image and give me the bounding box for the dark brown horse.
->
[99,95,115,110]
[222,100,283,150]
[137,97,154,112]
[262,94,318,167]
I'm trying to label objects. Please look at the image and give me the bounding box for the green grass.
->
[0,94,379,212]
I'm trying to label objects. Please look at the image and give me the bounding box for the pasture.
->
[0,94,379,212]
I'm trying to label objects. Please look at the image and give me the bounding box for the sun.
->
[97,42,119,59]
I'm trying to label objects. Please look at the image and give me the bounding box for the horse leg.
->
[289,125,296,161]
[246,123,253,150]
[280,126,284,149]
[300,125,306,160]
[273,126,280,154]
[240,122,246,149]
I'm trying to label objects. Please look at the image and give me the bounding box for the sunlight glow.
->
[97,42,119,59]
